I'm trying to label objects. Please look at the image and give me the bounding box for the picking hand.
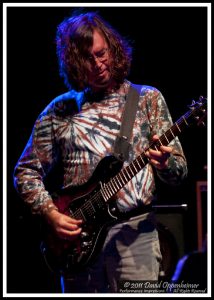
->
[44,209,83,241]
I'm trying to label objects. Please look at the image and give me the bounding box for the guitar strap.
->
[113,83,142,161]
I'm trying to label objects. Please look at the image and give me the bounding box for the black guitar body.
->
[41,155,123,276]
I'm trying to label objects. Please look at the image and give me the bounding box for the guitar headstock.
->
[188,96,207,127]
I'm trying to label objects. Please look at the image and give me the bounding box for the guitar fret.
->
[167,132,173,141]
[113,176,122,190]
[175,122,181,133]
[163,133,169,144]
[115,176,123,189]
[139,154,146,166]
[127,168,133,179]
[104,186,111,199]
[108,182,116,195]
[125,166,132,179]
[136,159,142,169]
[106,184,113,196]
[122,169,130,182]
[125,167,131,179]
[118,172,126,185]
[169,128,175,138]
[182,116,189,126]
[100,188,108,201]
[112,177,120,190]
[128,165,135,176]
[131,161,137,174]
[111,181,118,193]
[132,162,138,173]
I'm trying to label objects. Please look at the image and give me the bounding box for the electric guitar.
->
[41,96,207,276]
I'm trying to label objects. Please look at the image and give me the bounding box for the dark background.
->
[6,6,208,293]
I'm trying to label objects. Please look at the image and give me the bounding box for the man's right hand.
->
[44,209,83,241]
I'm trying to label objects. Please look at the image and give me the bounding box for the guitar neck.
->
[100,108,195,202]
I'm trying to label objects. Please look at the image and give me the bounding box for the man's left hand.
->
[146,135,172,170]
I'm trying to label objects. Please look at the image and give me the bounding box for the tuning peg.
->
[188,100,196,109]
[198,95,205,104]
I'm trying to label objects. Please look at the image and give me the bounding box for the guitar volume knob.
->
[81,231,89,238]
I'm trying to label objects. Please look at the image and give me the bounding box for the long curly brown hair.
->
[56,11,132,91]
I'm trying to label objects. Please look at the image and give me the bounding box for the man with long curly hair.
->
[14,11,187,293]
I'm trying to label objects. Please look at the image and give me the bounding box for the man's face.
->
[85,30,112,91]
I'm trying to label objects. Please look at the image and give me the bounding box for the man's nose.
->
[94,57,103,68]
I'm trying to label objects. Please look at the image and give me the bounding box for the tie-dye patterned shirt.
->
[14,80,187,214]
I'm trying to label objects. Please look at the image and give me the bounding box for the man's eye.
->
[97,50,105,57]
[86,48,108,62]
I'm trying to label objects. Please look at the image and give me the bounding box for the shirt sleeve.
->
[146,88,188,185]
[13,107,59,214]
